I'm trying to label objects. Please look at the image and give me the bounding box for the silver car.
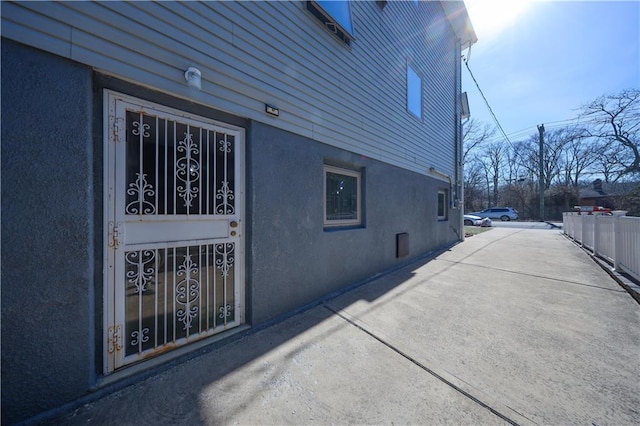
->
[468,207,519,221]
[464,214,492,227]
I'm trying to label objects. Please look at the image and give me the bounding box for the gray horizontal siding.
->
[1,0,460,176]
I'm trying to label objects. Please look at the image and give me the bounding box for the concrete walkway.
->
[54,228,639,425]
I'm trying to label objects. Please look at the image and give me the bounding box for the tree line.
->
[463,88,640,219]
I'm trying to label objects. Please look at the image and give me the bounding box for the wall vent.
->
[396,233,409,258]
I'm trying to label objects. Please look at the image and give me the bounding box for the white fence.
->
[563,212,640,282]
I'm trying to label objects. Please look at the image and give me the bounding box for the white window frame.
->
[323,165,362,227]
[437,189,448,220]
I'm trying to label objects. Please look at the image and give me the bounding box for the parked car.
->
[464,214,492,227]
[573,205,612,215]
[468,207,519,221]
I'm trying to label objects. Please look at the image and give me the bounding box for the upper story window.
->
[307,1,354,45]
[407,64,423,119]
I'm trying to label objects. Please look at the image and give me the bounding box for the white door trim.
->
[103,90,245,373]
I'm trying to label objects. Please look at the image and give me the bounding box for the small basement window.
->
[307,1,354,45]
[324,165,361,226]
[437,189,448,220]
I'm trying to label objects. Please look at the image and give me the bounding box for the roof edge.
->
[440,1,478,49]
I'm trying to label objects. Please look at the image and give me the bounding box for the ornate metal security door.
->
[104,91,244,373]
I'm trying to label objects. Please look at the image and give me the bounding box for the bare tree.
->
[463,119,500,210]
[515,128,573,189]
[512,138,538,178]
[594,141,629,182]
[559,126,596,186]
[542,128,572,188]
[462,119,496,163]
[482,143,505,206]
[461,90,639,219]
[504,146,526,184]
[580,88,640,178]
[463,158,485,211]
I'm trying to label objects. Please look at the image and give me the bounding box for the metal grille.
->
[124,111,235,216]
[106,92,244,372]
[124,243,235,356]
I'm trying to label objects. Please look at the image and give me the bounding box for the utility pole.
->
[538,124,545,221]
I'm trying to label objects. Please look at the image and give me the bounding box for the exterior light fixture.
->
[184,67,202,90]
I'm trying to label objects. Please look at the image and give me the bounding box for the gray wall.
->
[0,1,459,177]
[1,40,251,424]
[1,39,95,423]
[249,121,460,323]
[0,38,460,424]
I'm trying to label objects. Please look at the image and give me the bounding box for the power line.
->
[542,116,598,127]
[489,114,598,140]
[482,127,537,146]
[462,58,620,147]
[482,115,601,146]
[463,57,515,151]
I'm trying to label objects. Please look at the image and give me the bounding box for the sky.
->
[461,0,640,143]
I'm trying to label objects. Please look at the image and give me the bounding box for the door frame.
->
[102,90,246,374]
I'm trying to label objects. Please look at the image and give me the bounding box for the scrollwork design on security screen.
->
[175,253,200,331]
[130,327,149,347]
[126,173,156,214]
[215,243,235,278]
[216,181,235,214]
[176,131,200,208]
[127,117,155,215]
[132,120,150,138]
[219,138,232,154]
[218,304,233,320]
[125,250,156,294]
[216,138,235,214]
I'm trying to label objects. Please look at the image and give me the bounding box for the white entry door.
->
[104,91,245,373]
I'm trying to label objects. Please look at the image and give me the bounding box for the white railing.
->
[563,212,640,282]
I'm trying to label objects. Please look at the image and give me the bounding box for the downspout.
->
[440,0,477,241]
[453,39,463,241]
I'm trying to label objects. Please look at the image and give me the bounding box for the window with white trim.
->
[324,165,361,226]
[407,64,423,119]
[437,189,448,220]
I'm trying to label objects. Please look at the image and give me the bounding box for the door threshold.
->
[96,324,251,390]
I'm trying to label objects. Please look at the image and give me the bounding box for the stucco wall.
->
[1,39,95,423]
[248,121,461,324]
[1,39,461,425]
